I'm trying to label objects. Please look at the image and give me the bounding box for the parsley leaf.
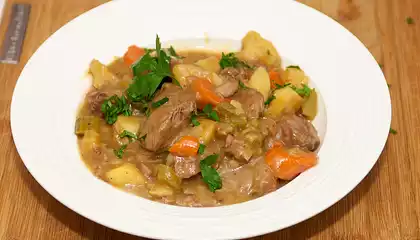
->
[209,111,220,122]
[119,130,137,140]
[275,83,291,89]
[202,104,220,122]
[264,95,276,105]
[287,65,301,70]
[128,35,172,102]
[145,108,151,117]
[191,114,200,126]
[101,95,132,124]
[406,17,415,25]
[114,144,128,159]
[239,81,248,89]
[198,144,206,155]
[200,154,222,192]
[219,52,253,69]
[292,84,312,97]
[139,134,147,141]
[389,128,397,135]
[151,97,169,108]
[168,46,184,59]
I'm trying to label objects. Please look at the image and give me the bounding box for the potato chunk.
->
[302,89,318,120]
[173,64,223,87]
[265,87,303,117]
[195,56,221,73]
[282,67,309,88]
[238,31,281,67]
[89,59,118,89]
[106,163,146,187]
[189,119,217,144]
[248,67,271,100]
[157,164,181,189]
[113,116,143,136]
[148,183,174,197]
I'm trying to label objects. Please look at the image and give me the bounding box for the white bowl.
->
[10,0,391,239]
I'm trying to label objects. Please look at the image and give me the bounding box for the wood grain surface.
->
[0,0,419,239]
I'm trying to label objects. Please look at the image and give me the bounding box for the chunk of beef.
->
[225,134,253,162]
[249,156,278,194]
[259,117,277,137]
[174,156,200,179]
[219,67,253,83]
[87,90,108,116]
[231,89,264,119]
[216,157,278,201]
[265,114,320,151]
[140,85,196,152]
[173,141,224,179]
[215,79,239,97]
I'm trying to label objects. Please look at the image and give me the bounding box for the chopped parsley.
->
[200,154,222,192]
[198,144,206,155]
[387,83,391,88]
[151,97,169,108]
[139,134,147,141]
[127,35,172,102]
[287,65,301,70]
[114,144,128,159]
[264,95,276,105]
[406,17,414,25]
[389,128,397,135]
[275,83,291,89]
[275,83,312,97]
[191,114,200,126]
[239,81,248,89]
[202,104,220,122]
[101,95,132,124]
[119,130,137,140]
[292,84,312,97]
[219,52,252,69]
[168,46,184,59]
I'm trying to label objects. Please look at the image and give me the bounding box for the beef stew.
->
[75,31,321,207]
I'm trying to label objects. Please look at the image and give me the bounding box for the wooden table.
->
[0,0,419,239]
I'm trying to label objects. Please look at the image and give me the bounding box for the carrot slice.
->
[191,79,224,108]
[123,45,145,66]
[169,136,200,157]
[265,147,317,180]
[269,70,284,89]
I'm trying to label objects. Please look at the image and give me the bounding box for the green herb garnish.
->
[275,83,291,89]
[406,17,414,24]
[191,114,200,126]
[200,154,222,192]
[389,128,397,134]
[151,97,169,108]
[219,52,252,69]
[145,108,151,117]
[287,65,301,70]
[114,144,128,159]
[292,84,312,97]
[101,95,132,124]
[198,144,206,155]
[203,104,220,122]
[139,134,147,141]
[119,130,137,140]
[168,46,184,59]
[127,35,172,102]
[264,95,276,105]
[239,81,248,89]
